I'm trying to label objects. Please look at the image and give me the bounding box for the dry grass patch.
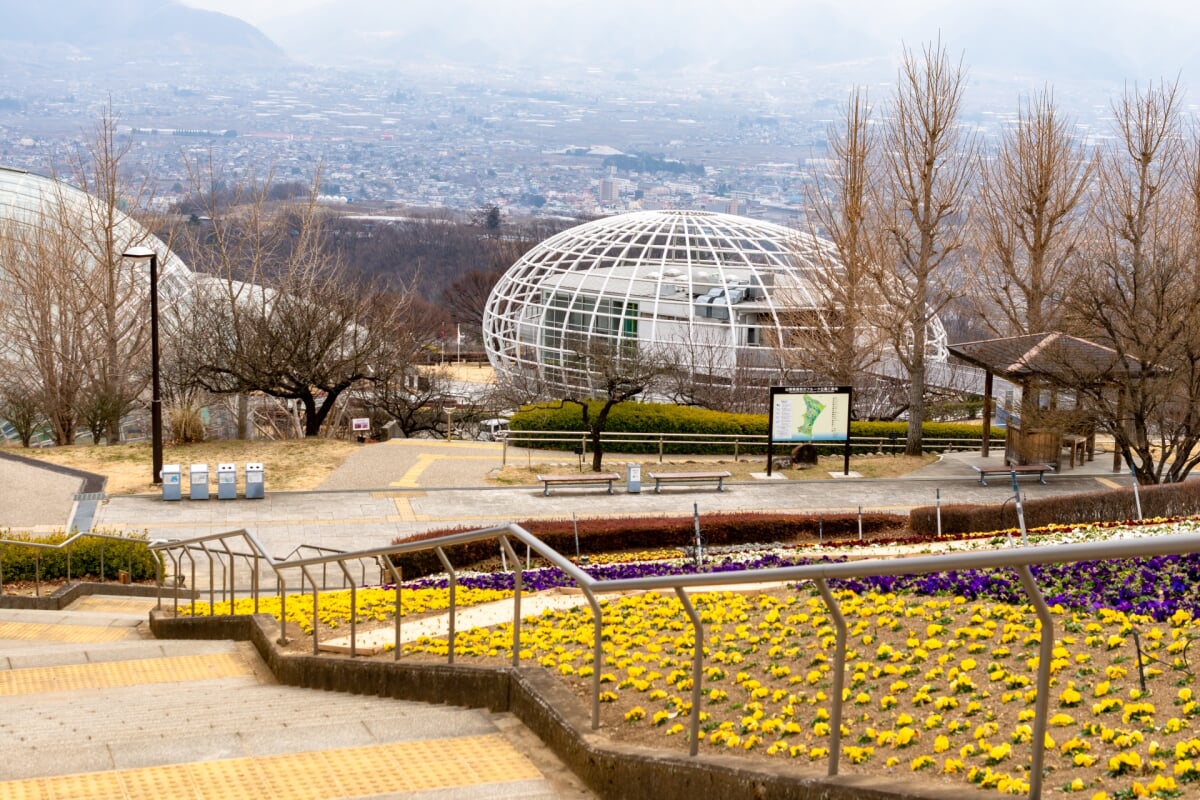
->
[14,438,361,494]
[489,453,936,486]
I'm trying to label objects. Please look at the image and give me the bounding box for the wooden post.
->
[981,371,994,458]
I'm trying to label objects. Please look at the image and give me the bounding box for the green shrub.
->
[908,480,1200,536]
[509,402,1001,456]
[0,533,158,583]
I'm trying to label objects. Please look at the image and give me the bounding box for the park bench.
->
[973,464,1054,487]
[647,470,731,493]
[536,472,620,496]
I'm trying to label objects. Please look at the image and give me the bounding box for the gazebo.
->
[947,332,1148,472]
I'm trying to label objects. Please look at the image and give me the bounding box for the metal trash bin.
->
[160,464,182,501]
[217,462,237,500]
[189,463,209,500]
[244,462,264,499]
[626,462,641,494]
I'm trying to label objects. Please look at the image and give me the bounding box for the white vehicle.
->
[479,418,510,441]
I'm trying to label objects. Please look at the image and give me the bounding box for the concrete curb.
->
[149,611,964,800]
[0,580,189,611]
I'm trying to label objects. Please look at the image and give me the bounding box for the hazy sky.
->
[184,0,955,36]
[180,0,1200,85]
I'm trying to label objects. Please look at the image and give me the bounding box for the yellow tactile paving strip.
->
[389,452,500,488]
[0,621,131,645]
[0,734,542,800]
[0,652,253,696]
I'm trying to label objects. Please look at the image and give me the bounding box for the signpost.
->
[766,386,853,476]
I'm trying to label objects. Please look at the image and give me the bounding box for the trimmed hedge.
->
[390,512,908,578]
[909,480,1200,536]
[0,533,158,582]
[509,402,1001,456]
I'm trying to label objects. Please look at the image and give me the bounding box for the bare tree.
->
[793,86,886,408]
[972,89,1093,337]
[876,37,977,455]
[175,165,404,437]
[0,383,45,447]
[1066,80,1200,483]
[0,216,90,444]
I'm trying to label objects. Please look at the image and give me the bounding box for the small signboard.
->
[351,417,371,432]
[766,386,853,475]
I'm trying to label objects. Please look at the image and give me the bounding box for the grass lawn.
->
[490,453,938,486]
[10,438,361,494]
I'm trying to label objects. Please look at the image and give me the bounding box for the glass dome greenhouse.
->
[483,209,948,396]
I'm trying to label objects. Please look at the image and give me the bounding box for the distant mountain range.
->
[259,0,1200,89]
[0,0,283,70]
[6,0,1200,94]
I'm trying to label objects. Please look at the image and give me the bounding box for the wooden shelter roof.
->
[947,332,1150,384]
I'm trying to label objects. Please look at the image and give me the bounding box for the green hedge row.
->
[390,512,907,578]
[909,481,1200,536]
[509,402,1001,456]
[0,533,158,583]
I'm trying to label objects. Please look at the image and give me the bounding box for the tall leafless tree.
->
[1066,80,1200,483]
[972,89,1093,338]
[793,86,886,408]
[876,37,977,455]
[0,217,90,444]
[65,108,162,443]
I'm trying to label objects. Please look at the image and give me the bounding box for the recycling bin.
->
[189,463,209,500]
[217,462,237,500]
[245,462,264,499]
[160,464,182,501]
[626,462,641,494]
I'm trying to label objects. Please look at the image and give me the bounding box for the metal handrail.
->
[148,525,1200,800]
[501,429,1003,465]
[0,531,154,596]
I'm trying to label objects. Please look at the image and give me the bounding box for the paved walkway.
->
[94,445,1130,557]
[0,595,594,799]
[1,440,1133,557]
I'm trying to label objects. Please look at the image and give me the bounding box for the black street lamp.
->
[122,245,163,486]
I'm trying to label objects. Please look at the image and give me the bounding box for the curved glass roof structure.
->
[483,209,948,395]
[0,165,190,297]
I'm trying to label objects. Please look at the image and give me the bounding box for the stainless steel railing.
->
[149,525,1200,800]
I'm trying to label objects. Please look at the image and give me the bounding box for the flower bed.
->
[185,515,1200,798]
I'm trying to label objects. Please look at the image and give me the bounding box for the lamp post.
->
[122,245,163,485]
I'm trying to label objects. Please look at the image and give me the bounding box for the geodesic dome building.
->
[483,209,948,396]
[0,165,191,295]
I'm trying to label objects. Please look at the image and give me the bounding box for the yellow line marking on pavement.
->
[1095,477,1122,489]
[0,621,131,644]
[0,734,543,799]
[0,652,253,696]
[392,452,439,487]
[388,452,500,488]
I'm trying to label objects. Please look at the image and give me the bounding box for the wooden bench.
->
[647,470,731,493]
[536,472,620,496]
[973,464,1054,487]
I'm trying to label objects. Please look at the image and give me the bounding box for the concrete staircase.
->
[0,596,592,799]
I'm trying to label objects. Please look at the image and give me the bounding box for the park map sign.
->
[766,386,853,476]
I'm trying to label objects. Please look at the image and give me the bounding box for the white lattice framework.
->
[483,209,949,395]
